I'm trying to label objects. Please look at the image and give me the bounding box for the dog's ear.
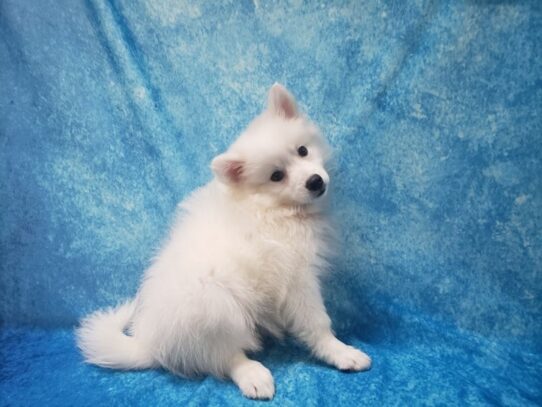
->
[211,153,245,184]
[267,83,298,119]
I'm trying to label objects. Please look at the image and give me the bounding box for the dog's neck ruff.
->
[218,181,326,220]
[244,195,327,223]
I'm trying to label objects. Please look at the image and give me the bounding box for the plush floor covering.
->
[1,307,540,406]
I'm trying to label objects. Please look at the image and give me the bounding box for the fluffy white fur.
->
[77,84,371,400]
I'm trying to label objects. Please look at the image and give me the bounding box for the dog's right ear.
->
[211,153,245,185]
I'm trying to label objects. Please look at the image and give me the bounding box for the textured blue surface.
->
[1,0,541,405]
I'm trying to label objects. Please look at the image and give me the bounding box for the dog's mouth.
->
[315,187,326,198]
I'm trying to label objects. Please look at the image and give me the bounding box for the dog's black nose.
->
[305,174,324,192]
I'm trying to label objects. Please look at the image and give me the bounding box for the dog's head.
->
[212,84,331,209]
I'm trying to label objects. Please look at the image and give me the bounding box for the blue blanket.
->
[1,1,541,405]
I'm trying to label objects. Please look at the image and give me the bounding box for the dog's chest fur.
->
[238,210,329,317]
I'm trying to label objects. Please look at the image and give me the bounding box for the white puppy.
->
[77,84,371,400]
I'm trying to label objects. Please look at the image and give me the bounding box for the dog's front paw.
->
[331,345,372,371]
[231,360,275,400]
[316,336,372,372]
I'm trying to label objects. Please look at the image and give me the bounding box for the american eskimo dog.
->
[77,83,371,399]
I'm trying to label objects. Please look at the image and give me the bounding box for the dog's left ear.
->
[211,153,245,185]
[267,83,298,119]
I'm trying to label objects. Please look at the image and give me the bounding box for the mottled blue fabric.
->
[1,0,541,405]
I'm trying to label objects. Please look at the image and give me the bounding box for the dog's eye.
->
[297,146,308,157]
[270,170,285,182]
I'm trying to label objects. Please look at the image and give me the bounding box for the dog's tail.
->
[76,300,155,370]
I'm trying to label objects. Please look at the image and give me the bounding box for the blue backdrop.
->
[1,1,541,405]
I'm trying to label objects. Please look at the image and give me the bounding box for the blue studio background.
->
[1,0,541,405]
